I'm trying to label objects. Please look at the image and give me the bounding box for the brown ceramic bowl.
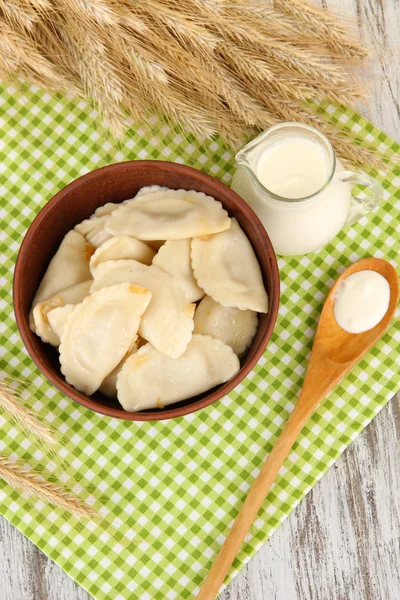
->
[13,161,279,421]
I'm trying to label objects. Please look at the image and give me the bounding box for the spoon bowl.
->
[316,257,399,364]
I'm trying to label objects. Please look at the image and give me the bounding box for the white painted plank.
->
[325,0,400,140]
[42,554,92,600]
[0,517,44,600]
[0,517,92,600]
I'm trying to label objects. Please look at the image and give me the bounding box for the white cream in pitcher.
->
[232,123,383,256]
[256,136,330,199]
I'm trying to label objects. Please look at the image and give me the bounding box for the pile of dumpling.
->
[29,186,268,411]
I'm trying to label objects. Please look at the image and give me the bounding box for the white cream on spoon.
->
[333,270,390,334]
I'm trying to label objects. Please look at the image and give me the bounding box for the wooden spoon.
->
[196,257,399,600]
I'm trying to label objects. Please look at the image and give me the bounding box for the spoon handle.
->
[196,350,350,600]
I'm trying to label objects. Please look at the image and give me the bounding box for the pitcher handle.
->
[337,170,384,226]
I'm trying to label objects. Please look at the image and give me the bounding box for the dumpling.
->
[194,296,258,355]
[59,283,152,395]
[152,239,205,302]
[99,342,139,399]
[90,260,195,358]
[80,190,168,224]
[116,334,240,411]
[191,218,268,313]
[90,236,155,272]
[105,189,231,240]
[75,192,168,247]
[90,259,147,290]
[91,202,120,218]
[75,214,113,248]
[33,280,92,346]
[47,305,75,344]
[135,185,169,198]
[75,202,119,233]
[114,186,170,210]
[29,230,93,331]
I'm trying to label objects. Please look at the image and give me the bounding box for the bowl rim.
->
[13,160,280,421]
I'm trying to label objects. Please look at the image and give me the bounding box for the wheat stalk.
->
[0,379,58,446]
[119,11,148,34]
[0,0,39,31]
[29,23,84,93]
[21,0,53,10]
[255,41,353,88]
[117,24,229,136]
[117,6,231,133]
[274,0,368,59]
[66,0,119,26]
[58,13,126,137]
[0,0,392,168]
[136,0,221,55]
[0,456,99,518]
[0,16,78,93]
[248,87,388,168]
[119,40,218,137]
[120,22,269,133]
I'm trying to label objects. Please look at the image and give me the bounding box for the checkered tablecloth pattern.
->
[0,81,399,600]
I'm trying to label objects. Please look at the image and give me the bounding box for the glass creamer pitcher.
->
[231,122,383,256]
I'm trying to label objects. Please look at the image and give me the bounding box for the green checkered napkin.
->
[0,81,399,600]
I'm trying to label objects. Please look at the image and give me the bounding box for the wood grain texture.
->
[1,0,399,598]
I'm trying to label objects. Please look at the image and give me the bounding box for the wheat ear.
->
[0,0,39,31]
[0,379,57,447]
[57,14,126,137]
[117,36,219,137]
[22,0,52,10]
[0,0,388,169]
[255,92,388,169]
[0,17,78,94]
[0,456,99,518]
[137,0,221,55]
[60,0,120,26]
[275,0,368,59]
[29,23,84,94]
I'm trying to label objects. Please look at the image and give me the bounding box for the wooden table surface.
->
[1,0,399,598]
